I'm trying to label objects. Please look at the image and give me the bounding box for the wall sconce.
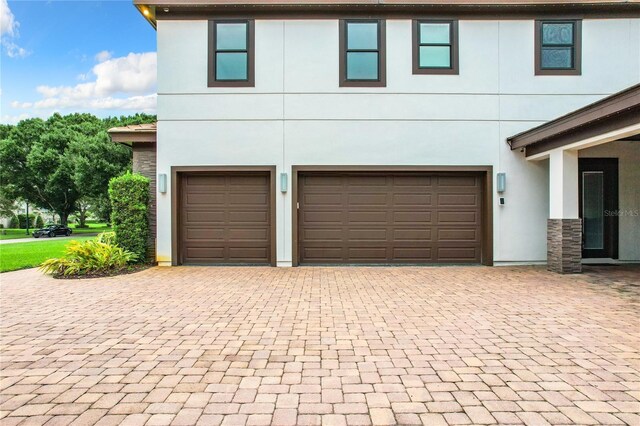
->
[280,173,288,193]
[497,172,506,193]
[158,173,167,193]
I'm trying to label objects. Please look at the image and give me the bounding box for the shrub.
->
[97,231,117,245]
[109,172,149,262]
[16,214,38,229]
[9,215,18,228]
[35,215,44,228]
[40,238,137,277]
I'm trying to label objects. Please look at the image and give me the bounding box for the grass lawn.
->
[69,223,112,234]
[0,229,32,241]
[0,236,94,273]
[0,223,111,240]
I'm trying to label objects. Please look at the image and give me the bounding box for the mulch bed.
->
[52,263,152,280]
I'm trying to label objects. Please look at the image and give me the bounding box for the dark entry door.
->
[579,158,618,259]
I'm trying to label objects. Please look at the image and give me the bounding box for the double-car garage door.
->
[178,171,483,265]
[298,172,483,264]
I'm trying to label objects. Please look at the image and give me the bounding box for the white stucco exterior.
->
[154,18,640,266]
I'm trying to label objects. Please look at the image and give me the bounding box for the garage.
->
[179,171,274,265]
[297,172,484,264]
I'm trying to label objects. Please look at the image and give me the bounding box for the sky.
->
[0,0,156,124]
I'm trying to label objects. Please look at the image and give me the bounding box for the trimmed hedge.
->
[15,214,39,229]
[109,172,149,262]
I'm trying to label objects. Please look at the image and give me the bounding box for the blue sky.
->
[1,0,156,124]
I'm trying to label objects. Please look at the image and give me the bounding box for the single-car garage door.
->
[180,172,272,265]
[298,172,482,264]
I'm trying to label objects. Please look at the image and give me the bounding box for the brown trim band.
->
[145,4,640,25]
[109,133,157,144]
[171,166,277,266]
[291,165,493,267]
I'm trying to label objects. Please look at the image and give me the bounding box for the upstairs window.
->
[208,20,255,87]
[340,20,386,87]
[413,20,459,75]
[535,20,581,75]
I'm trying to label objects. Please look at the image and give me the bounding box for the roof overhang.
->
[133,1,640,28]
[507,84,640,158]
[108,123,157,146]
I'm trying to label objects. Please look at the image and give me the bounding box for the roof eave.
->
[507,83,640,152]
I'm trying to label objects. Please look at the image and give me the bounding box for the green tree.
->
[0,190,17,218]
[70,131,131,225]
[0,113,155,226]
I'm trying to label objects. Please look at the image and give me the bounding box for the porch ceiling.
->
[507,83,640,158]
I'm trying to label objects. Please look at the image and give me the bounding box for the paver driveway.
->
[1,266,639,426]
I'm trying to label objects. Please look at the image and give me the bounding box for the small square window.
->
[413,20,459,75]
[535,20,581,76]
[208,20,255,87]
[340,20,386,87]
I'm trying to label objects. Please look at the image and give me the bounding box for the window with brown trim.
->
[208,20,255,87]
[535,20,581,76]
[413,20,459,75]
[339,20,386,87]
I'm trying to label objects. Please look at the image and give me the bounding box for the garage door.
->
[298,172,482,264]
[180,172,272,265]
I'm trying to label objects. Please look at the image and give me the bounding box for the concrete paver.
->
[1,265,639,425]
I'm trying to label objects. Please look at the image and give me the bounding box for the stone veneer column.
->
[547,219,582,274]
[548,149,581,274]
[132,143,156,262]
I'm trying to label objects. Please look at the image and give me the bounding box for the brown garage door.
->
[298,172,482,264]
[180,172,272,265]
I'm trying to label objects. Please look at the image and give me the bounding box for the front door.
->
[578,158,618,259]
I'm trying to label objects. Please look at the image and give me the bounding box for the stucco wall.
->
[155,18,640,266]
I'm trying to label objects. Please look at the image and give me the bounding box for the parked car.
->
[33,225,72,238]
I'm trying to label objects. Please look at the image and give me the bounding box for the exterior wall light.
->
[158,173,167,193]
[280,172,288,193]
[497,172,506,193]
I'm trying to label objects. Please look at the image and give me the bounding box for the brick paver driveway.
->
[1,266,639,426]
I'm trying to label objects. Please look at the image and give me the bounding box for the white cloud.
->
[2,38,27,58]
[36,52,156,101]
[10,100,33,109]
[0,0,16,37]
[1,0,29,58]
[95,50,112,63]
[9,51,157,116]
[32,93,157,111]
[1,113,33,125]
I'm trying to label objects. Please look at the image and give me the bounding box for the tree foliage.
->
[0,113,155,225]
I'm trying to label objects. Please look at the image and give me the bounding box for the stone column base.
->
[547,219,582,274]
